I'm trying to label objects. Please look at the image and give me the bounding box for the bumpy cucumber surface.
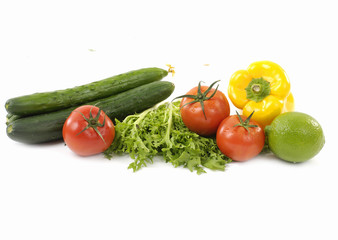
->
[6,81,175,144]
[5,67,168,117]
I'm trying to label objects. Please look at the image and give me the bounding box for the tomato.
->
[179,81,230,136]
[216,112,265,161]
[63,105,115,156]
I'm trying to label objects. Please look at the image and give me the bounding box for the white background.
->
[0,0,337,239]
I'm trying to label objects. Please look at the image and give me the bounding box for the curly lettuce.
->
[104,101,231,174]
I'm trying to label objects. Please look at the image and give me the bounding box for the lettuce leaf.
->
[104,101,231,174]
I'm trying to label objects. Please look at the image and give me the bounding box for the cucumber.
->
[6,81,175,144]
[5,67,168,117]
[6,114,20,125]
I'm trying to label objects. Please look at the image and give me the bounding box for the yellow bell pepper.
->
[283,92,295,112]
[228,61,294,128]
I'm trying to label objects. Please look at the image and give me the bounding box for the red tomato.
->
[180,83,230,136]
[63,105,115,156]
[216,113,265,161]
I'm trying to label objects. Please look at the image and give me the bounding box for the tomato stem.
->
[233,111,258,133]
[172,80,220,120]
[75,107,107,144]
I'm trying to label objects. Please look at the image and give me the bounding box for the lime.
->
[266,112,325,163]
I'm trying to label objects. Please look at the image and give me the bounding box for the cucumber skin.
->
[6,114,20,125]
[6,81,175,144]
[5,67,168,117]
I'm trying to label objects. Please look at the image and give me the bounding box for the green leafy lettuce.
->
[104,101,231,174]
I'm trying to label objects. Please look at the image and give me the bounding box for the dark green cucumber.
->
[6,114,20,125]
[6,81,175,144]
[5,67,168,117]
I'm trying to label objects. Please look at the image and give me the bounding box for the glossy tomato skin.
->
[63,105,115,156]
[216,115,265,161]
[180,86,230,136]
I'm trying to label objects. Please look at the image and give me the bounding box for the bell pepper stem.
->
[245,77,271,102]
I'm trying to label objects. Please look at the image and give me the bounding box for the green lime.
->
[266,112,325,163]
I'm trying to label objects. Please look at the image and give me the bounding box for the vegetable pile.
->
[4,61,326,174]
[104,101,231,174]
